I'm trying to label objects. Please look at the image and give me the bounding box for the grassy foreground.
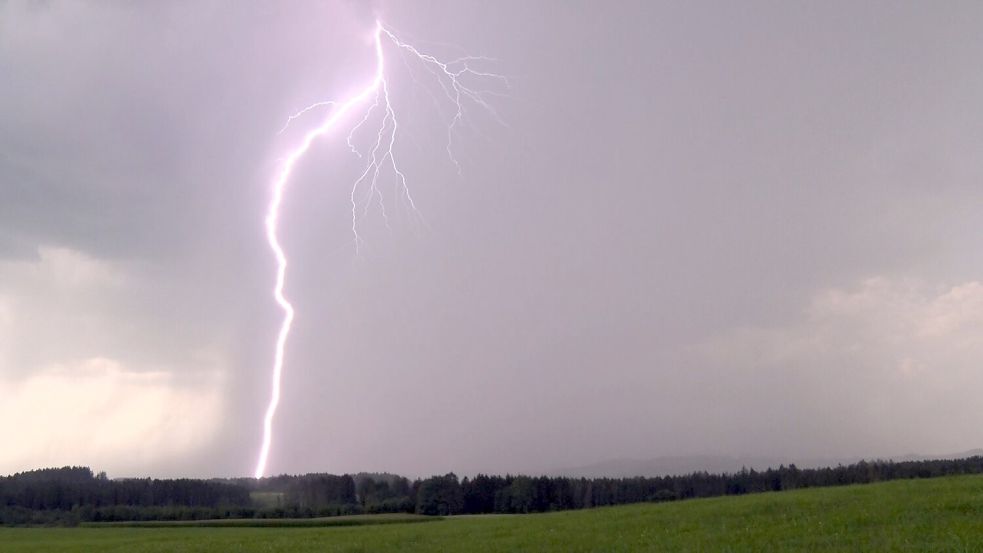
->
[4,474,983,552]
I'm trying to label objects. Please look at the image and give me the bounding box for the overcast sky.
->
[2,0,982,478]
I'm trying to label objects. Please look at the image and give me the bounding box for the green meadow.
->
[4,474,983,552]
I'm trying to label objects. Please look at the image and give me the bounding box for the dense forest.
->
[3,456,983,525]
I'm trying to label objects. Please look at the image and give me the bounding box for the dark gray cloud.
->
[1,0,982,477]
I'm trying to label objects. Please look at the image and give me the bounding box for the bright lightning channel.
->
[254,21,506,478]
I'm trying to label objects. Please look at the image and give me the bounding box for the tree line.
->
[3,456,983,525]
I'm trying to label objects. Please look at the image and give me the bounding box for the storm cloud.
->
[2,0,982,477]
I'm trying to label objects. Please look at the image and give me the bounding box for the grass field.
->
[4,474,983,552]
[247,491,285,510]
[80,513,439,528]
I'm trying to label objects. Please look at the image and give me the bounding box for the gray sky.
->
[2,0,982,478]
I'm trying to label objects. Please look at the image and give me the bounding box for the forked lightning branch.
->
[254,21,506,478]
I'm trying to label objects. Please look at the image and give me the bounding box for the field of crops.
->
[4,474,983,552]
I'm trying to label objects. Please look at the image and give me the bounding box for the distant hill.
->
[555,449,983,478]
[893,449,983,462]
[555,456,788,478]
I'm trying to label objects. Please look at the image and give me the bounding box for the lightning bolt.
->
[254,20,505,478]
